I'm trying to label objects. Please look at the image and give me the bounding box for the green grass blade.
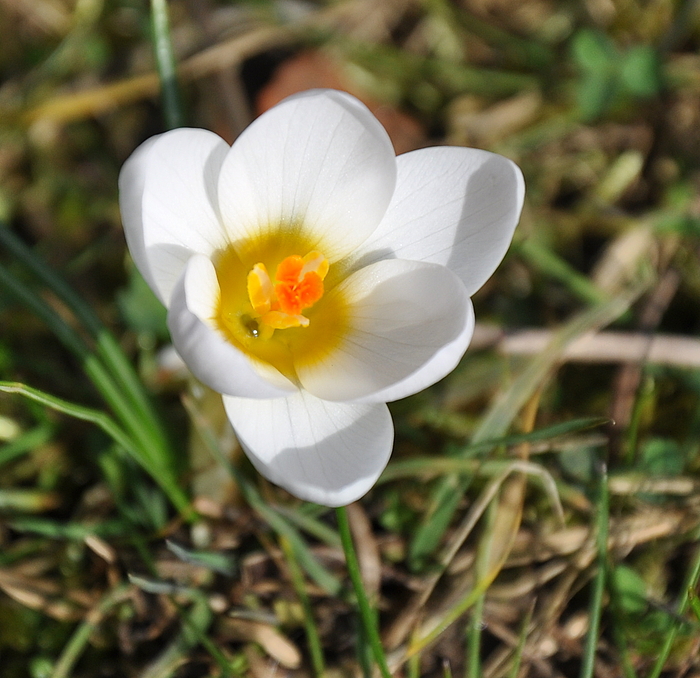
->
[0,488,58,512]
[0,423,53,467]
[508,602,534,678]
[648,535,700,678]
[280,535,327,678]
[0,380,189,514]
[9,516,129,540]
[580,462,609,678]
[606,570,639,678]
[0,225,172,468]
[275,505,341,547]
[466,544,489,678]
[408,479,464,569]
[0,263,190,515]
[336,505,392,678]
[428,0,554,69]
[150,0,184,129]
[166,539,237,576]
[0,262,152,455]
[516,239,609,306]
[51,584,134,678]
[0,381,142,463]
[473,285,646,445]
[383,417,610,482]
[409,283,647,567]
[0,261,89,357]
[418,411,609,447]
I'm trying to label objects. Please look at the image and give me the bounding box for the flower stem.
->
[336,505,392,678]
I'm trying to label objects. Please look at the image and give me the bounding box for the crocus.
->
[119,89,524,507]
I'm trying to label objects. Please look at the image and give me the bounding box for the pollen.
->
[247,251,328,332]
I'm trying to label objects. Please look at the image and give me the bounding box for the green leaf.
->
[641,438,685,476]
[408,479,464,571]
[571,29,617,73]
[654,214,700,236]
[117,263,169,339]
[688,588,700,622]
[612,565,649,615]
[576,72,619,121]
[559,444,598,483]
[621,46,662,97]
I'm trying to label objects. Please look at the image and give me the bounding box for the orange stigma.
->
[246,251,329,333]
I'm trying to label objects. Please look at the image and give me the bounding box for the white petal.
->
[218,89,397,262]
[119,128,230,305]
[357,299,475,403]
[118,137,159,296]
[353,147,525,296]
[223,391,393,506]
[167,255,295,398]
[296,260,471,402]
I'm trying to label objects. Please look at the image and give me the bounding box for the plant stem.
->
[336,505,392,678]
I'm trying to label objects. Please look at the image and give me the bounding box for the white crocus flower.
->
[119,89,524,507]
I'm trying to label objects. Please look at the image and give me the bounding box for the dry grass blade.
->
[219,618,302,669]
[475,280,650,444]
[480,392,541,573]
[500,329,700,368]
[406,393,542,660]
[0,568,90,621]
[21,0,407,126]
[390,282,646,658]
[385,457,564,657]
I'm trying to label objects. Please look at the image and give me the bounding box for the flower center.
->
[247,251,329,338]
[212,240,347,383]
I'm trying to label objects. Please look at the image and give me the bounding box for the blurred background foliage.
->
[2,0,700,676]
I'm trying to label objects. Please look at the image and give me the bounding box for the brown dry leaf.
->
[243,644,292,678]
[472,392,541,589]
